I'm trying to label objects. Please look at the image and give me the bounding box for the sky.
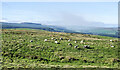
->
[1,0,119,2]
[1,2,118,26]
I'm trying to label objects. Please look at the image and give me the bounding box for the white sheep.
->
[30,40,33,42]
[44,39,48,42]
[51,38,54,40]
[75,41,77,43]
[80,40,84,43]
[68,39,71,42]
[55,41,60,44]
[60,37,63,40]
[83,45,90,48]
[74,45,78,48]
[68,43,72,47]
[110,40,113,42]
[111,45,115,47]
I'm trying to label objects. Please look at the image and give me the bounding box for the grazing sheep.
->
[60,37,63,40]
[111,45,115,47]
[55,41,60,44]
[83,45,90,48]
[59,56,65,60]
[51,38,54,40]
[110,40,113,42]
[68,39,71,42]
[30,40,33,42]
[44,39,48,42]
[74,45,78,48]
[80,40,84,43]
[68,43,72,47]
[75,41,77,43]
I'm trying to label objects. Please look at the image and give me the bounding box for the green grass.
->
[1,28,119,68]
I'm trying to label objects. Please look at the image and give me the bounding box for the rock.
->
[66,56,78,61]
[30,45,34,48]
[31,33,33,35]
[114,40,118,42]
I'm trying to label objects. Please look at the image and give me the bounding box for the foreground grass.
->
[1,28,120,68]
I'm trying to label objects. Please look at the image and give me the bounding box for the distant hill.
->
[65,25,118,38]
[1,22,77,33]
[0,22,119,38]
[21,22,42,25]
[78,27,118,38]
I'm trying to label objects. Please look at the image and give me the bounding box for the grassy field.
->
[1,28,120,69]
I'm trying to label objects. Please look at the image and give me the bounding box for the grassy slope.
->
[1,28,119,68]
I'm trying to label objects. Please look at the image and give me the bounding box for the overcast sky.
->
[2,2,118,25]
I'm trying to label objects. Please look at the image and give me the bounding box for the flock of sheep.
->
[43,37,91,49]
[109,39,115,47]
[29,37,115,49]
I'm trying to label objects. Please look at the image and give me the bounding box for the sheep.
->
[74,45,78,48]
[75,41,77,43]
[110,40,113,42]
[83,45,90,48]
[30,40,33,42]
[55,41,60,44]
[59,56,65,60]
[80,40,84,43]
[60,37,63,40]
[111,45,115,47]
[55,41,58,43]
[51,38,54,40]
[68,39,71,42]
[44,39,48,42]
[68,43,72,47]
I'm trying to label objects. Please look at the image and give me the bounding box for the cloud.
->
[0,20,8,22]
[61,13,105,27]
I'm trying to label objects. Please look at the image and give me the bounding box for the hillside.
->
[1,22,76,33]
[1,28,119,69]
[1,22,118,38]
[66,26,118,38]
